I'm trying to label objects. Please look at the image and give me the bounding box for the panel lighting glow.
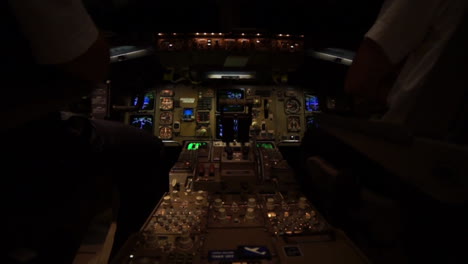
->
[305,95,320,112]
[256,142,275,149]
[186,142,208,150]
[206,71,255,79]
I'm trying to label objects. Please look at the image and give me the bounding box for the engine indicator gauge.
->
[159,126,173,139]
[287,116,301,132]
[160,111,173,125]
[160,97,174,110]
[285,98,301,114]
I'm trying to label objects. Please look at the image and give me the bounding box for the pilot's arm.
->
[344,0,442,111]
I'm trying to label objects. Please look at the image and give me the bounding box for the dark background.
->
[84,0,384,50]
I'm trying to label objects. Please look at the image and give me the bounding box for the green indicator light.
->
[257,143,274,149]
[187,142,207,150]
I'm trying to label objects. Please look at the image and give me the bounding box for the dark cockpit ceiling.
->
[84,0,384,50]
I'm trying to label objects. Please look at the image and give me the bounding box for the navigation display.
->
[130,115,154,132]
[305,94,319,112]
[133,92,155,110]
[217,88,245,113]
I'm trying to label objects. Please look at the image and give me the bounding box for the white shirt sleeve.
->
[8,0,99,65]
[365,0,443,65]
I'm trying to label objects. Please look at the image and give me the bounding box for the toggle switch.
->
[198,164,205,176]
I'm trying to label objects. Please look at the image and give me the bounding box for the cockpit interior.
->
[4,1,467,264]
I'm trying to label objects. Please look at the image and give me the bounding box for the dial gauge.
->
[160,111,173,125]
[159,126,173,139]
[284,98,301,114]
[287,116,301,132]
[160,97,174,110]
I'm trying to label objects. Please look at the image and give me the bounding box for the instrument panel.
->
[111,140,369,264]
[126,84,320,145]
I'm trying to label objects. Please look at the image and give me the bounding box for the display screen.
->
[130,115,153,132]
[256,142,275,149]
[217,89,245,112]
[186,142,208,150]
[133,92,155,110]
[306,116,317,129]
[216,116,239,140]
[182,108,195,121]
[305,95,319,112]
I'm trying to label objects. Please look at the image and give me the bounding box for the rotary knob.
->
[247,198,256,208]
[213,198,223,209]
[218,208,227,220]
[245,207,255,220]
[195,196,205,207]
